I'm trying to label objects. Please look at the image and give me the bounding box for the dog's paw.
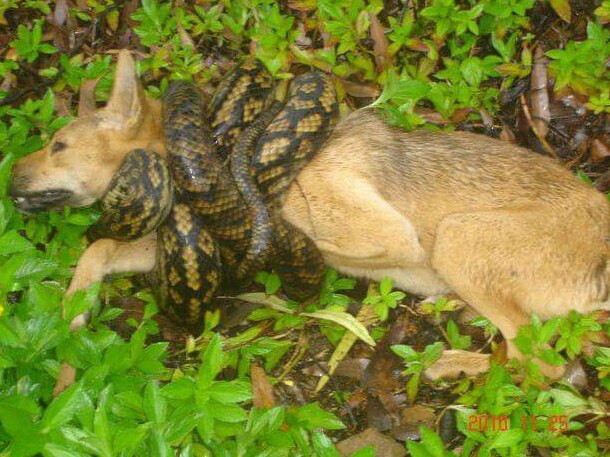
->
[53,362,77,397]
[423,350,491,380]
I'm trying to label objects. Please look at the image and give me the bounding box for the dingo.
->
[10,50,610,379]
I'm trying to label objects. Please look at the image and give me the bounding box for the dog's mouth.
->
[11,189,75,214]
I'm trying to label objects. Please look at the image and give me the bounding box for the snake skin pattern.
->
[209,61,275,159]
[162,81,253,283]
[228,70,339,299]
[88,149,172,241]
[253,71,339,201]
[95,62,339,331]
[155,203,221,330]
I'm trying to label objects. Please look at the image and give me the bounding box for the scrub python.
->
[89,62,339,332]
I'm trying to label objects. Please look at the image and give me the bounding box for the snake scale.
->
[90,62,339,332]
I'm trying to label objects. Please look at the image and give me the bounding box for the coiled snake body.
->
[92,62,339,331]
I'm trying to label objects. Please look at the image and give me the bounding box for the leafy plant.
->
[446,318,472,350]
[589,346,610,391]
[362,277,405,320]
[10,19,57,63]
[546,22,610,100]
[391,342,444,402]
[408,426,458,457]
[419,296,460,324]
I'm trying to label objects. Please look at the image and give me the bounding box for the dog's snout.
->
[9,174,30,199]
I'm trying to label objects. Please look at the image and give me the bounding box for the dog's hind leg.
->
[428,209,581,380]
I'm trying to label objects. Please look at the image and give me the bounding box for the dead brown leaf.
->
[595,168,610,193]
[390,405,436,441]
[450,108,472,123]
[531,46,551,138]
[479,108,494,129]
[336,428,406,457]
[287,0,317,12]
[53,362,77,396]
[78,79,98,116]
[177,22,195,48]
[53,0,69,27]
[54,92,73,118]
[251,364,276,409]
[335,357,370,380]
[423,350,491,380]
[341,80,380,99]
[369,13,391,72]
[590,138,610,164]
[499,122,517,143]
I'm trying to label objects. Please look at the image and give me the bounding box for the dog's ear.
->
[101,50,145,135]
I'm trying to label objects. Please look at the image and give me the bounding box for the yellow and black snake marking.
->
[272,211,326,301]
[92,147,221,332]
[156,203,221,331]
[162,80,254,281]
[208,61,276,159]
[94,63,340,332]
[253,71,339,201]
[229,101,284,285]
[228,70,338,298]
[89,148,173,241]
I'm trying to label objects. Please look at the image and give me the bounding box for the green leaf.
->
[199,333,223,387]
[549,388,588,409]
[292,402,345,430]
[538,317,562,344]
[208,400,248,423]
[0,230,34,255]
[550,0,572,22]
[420,342,444,367]
[40,383,84,432]
[460,57,483,87]
[143,381,166,426]
[161,378,195,400]
[312,431,341,456]
[446,319,472,350]
[489,429,524,449]
[114,425,150,454]
[391,344,418,361]
[379,277,393,296]
[350,446,376,457]
[0,320,23,347]
[43,443,83,457]
[419,426,445,457]
[265,272,281,295]
[208,380,252,403]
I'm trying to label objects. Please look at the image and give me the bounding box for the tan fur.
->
[11,50,610,380]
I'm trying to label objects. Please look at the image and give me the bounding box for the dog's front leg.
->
[67,231,158,328]
[54,232,158,395]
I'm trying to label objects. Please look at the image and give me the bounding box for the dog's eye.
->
[50,141,66,154]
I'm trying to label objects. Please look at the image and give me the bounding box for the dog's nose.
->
[9,176,31,206]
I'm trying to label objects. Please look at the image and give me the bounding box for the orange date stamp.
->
[467,414,568,432]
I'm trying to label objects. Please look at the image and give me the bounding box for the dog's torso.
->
[282,108,610,322]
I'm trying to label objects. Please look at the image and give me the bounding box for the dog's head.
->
[10,50,163,213]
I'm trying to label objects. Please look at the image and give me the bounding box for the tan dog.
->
[10,50,610,380]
